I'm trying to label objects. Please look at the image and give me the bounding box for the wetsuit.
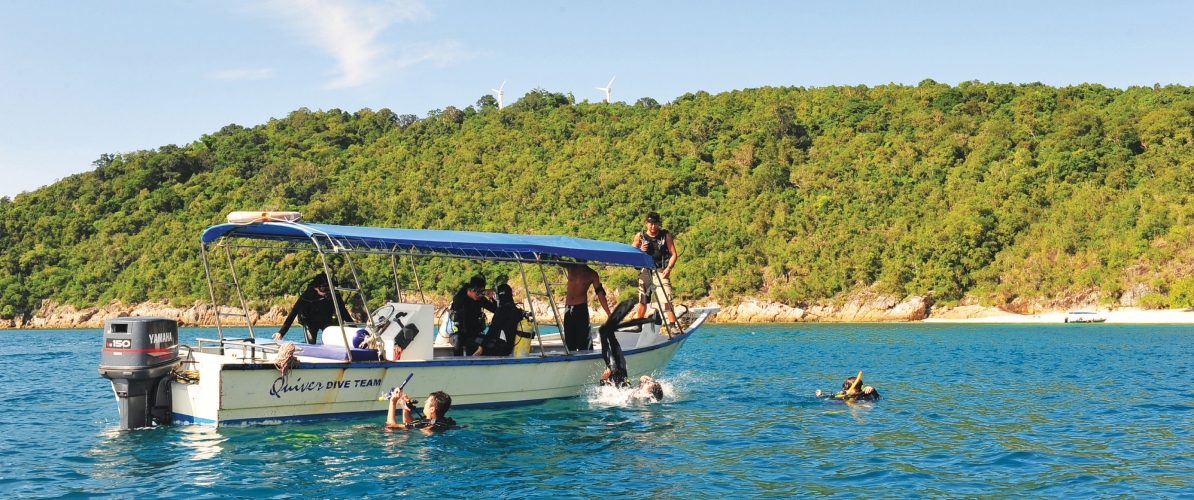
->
[406,416,459,430]
[829,390,881,402]
[479,289,526,357]
[277,287,353,344]
[563,304,591,351]
[449,285,496,356]
[597,299,637,388]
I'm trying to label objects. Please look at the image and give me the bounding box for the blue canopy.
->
[201,222,655,268]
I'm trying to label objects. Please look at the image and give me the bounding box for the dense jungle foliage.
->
[3,80,1194,319]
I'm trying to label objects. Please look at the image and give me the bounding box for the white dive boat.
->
[1064,311,1106,323]
[98,216,717,428]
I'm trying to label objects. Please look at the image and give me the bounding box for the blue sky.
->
[2,0,1192,199]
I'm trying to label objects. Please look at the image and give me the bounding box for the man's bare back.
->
[564,264,612,315]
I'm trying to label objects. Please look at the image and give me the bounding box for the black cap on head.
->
[645,211,661,223]
[310,274,330,288]
[468,275,487,291]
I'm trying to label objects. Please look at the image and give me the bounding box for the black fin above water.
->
[598,299,637,388]
[600,299,638,336]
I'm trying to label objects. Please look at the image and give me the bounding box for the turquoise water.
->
[2,323,1193,498]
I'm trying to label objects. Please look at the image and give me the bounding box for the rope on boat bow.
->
[274,342,297,382]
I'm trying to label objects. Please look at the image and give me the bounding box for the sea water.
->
[2,323,1192,498]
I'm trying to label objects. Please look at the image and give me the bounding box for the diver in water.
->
[816,373,881,402]
[386,389,458,432]
[596,299,638,388]
[637,375,664,401]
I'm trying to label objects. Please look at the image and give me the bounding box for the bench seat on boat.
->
[294,343,380,361]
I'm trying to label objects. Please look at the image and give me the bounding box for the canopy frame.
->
[200,220,672,360]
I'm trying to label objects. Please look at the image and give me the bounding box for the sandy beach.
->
[923,307,1194,324]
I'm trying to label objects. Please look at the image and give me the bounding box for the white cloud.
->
[207,68,276,81]
[254,0,462,88]
[393,41,477,70]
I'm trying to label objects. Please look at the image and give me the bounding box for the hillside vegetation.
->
[3,80,1194,319]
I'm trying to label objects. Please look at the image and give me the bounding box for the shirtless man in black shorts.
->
[561,261,612,352]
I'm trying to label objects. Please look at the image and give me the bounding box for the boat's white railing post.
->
[535,254,569,354]
[388,248,405,302]
[407,250,427,304]
[340,246,375,332]
[314,236,355,361]
[222,244,256,340]
[651,268,676,339]
[200,238,257,343]
[517,258,549,357]
[199,243,225,341]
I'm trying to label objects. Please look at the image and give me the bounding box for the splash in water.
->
[585,377,679,407]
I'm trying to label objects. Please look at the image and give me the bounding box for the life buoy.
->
[226,211,303,224]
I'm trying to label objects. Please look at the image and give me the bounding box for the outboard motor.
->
[98,317,180,430]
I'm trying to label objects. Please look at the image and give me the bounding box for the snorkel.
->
[846,371,864,397]
[381,372,415,402]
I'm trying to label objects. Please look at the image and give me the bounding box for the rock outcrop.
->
[16,300,293,329]
[924,304,1014,320]
[704,292,930,323]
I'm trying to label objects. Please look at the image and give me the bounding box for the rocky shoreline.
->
[6,290,1181,329]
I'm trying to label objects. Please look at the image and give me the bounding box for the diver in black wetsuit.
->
[473,284,529,357]
[273,274,353,344]
[449,276,497,356]
[597,299,638,388]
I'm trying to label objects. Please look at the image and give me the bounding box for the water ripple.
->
[4,325,1194,497]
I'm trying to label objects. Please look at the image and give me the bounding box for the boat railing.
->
[200,244,258,341]
[193,337,292,361]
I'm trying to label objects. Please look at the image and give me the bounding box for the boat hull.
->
[172,330,691,426]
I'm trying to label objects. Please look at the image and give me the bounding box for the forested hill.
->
[3,80,1194,320]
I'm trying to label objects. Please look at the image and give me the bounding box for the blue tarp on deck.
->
[201,222,655,268]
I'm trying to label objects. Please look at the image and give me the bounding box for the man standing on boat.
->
[561,261,613,351]
[450,276,497,356]
[273,274,353,344]
[632,211,678,325]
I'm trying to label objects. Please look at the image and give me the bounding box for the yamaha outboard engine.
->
[98,317,180,430]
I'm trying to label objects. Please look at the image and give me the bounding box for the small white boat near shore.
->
[99,216,717,428]
[1064,311,1107,323]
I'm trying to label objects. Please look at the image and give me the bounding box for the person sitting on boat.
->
[632,211,678,326]
[473,283,529,357]
[386,389,457,431]
[272,274,353,344]
[561,260,613,351]
[450,275,497,356]
[816,374,881,402]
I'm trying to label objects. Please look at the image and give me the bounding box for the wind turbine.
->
[492,80,506,109]
[596,76,615,103]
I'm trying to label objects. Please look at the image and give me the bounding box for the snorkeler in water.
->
[816,372,881,402]
[638,375,664,401]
